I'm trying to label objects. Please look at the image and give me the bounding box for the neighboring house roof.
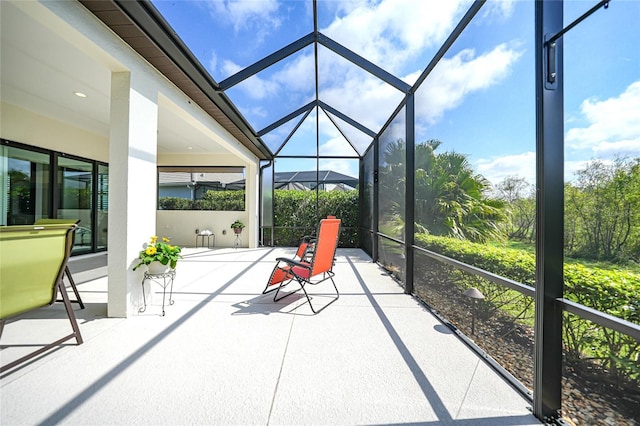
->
[274,170,358,188]
[159,172,245,186]
[228,170,358,190]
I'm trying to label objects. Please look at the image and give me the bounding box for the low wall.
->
[156,210,249,248]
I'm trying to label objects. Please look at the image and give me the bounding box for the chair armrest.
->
[276,257,311,269]
[299,235,316,243]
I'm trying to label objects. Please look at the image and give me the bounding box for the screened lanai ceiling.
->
[148,0,475,159]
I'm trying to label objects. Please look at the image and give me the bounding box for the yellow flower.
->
[134,236,182,271]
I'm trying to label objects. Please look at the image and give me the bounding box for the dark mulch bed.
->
[415,282,639,426]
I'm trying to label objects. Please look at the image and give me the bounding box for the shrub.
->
[415,233,640,384]
[158,189,359,247]
[158,191,245,211]
[158,197,193,210]
[202,190,245,210]
[274,190,358,247]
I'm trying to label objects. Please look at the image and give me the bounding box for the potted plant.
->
[133,235,182,273]
[230,219,245,234]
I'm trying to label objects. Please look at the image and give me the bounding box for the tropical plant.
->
[380,139,506,242]
[230,219,245,230]
[133,236,182,270]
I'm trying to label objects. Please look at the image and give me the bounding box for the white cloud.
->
[564,159,593,184]
[320,136,359,157]
[593,139,640,156]
[318,108,374,155]
[416,43,523,125]
[223,51,314,103]
[565,81,640,158]
[318,72,405,133]
[238,105,269,122]
[476,151,536,186]
[223,59,279,100]
[220,0,521,140]
[318,159,359,180]
[272,53,315,92]
[221,59,242,76]
[206,0,281,35]
[208,51,218,75]
[322,0,471,73]
[482,0,516,22]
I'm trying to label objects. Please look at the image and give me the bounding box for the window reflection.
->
[1,145,50,226]
[97,164,108,250]
[58,156,93,254]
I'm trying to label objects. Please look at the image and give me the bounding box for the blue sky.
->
[151,0,639,186]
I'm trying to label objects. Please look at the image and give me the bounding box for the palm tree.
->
[377,139,408,238]
[381,139,506,242]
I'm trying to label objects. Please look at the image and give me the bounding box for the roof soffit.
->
[78,0,271,160]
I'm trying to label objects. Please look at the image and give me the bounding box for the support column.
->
[534,0,564,421]
[108,71,159,317]
[246,162,259,248]
[372,136,379,262]
[404,94,415,295]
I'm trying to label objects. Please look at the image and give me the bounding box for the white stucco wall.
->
[157,210,249,248]
[0,103,109,162]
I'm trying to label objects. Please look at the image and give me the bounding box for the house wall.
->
[0,103,109,162]
[157,210,249,249]
[3,0,261,317]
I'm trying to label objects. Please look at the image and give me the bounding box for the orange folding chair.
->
[264,217,341,313]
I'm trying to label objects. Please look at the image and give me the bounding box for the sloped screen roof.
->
[148,0,475,159]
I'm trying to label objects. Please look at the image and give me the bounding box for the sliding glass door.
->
[96,163,109,250]
[57,156,94,254]
[2,140,109,254]
[0,144,51,226]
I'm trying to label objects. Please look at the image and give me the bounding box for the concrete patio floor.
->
[1,247,540,425]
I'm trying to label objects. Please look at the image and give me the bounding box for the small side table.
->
[196,232,215,248]
[139,269,176,316]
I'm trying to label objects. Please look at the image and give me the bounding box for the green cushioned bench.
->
[0,223,83,373]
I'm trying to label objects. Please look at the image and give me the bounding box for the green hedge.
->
[273,190,358,247]
[159,191,245,211]
[415,234,536,286]
[158,189,359,247]
[415,233,640,383]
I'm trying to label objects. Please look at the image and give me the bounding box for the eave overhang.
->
[79,0,272,160]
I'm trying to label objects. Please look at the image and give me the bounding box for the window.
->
[58,156,93,254]
[158,166,246,211]
[1,139,108,254]
[1,144,51,226]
